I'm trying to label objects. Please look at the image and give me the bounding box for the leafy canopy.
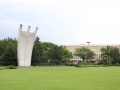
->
[74,47,95,61]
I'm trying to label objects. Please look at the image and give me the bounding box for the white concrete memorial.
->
[17,24,38,66]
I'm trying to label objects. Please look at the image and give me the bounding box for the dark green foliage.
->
[1,36,120,67]
[31,36,42,65]
[38,62,51,66]
[74,47,95,61]
[2,43,17,66]
[111,47,120,64]
[100,46,113,64]
[114,63,120,66]
[31,37,73,66]
[0,37,17,66]
[75,61,103,67]
[66,61,74,66]
[0,36,73,66]
[59,46,73,62]
[100,46,120,65]
[49,45,61,64]
[75,64,103,67]
[6,65,17,69]
[98,60,108,65]
[0,66,17,70]
[39,42,58,64]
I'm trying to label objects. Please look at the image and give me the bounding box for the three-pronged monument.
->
[17,24,38,66]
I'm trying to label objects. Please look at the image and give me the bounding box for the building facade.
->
[65,44,120,64]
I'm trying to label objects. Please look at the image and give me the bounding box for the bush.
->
[75,61,103,68]
[75,65,80,67]
[114,63,120,66]
[75,64,103,67]
[78,61,96,65]
[97,60,108,65]
[39,63,50,66]
[6,65,17,69]
[0,67,6,70]
[78,61,88,65]
[66,62,74,66]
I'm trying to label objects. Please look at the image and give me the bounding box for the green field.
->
[0,66,120,90]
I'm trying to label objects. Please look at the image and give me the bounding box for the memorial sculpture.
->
[17,24,38,66]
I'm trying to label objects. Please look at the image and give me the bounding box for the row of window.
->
[71,54,101,59]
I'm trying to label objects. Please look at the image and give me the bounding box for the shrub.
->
[75,65,103,67]
[6,65,17,69]
[114,63,120,66]
[75,61,103,68]
[0,67,6,70]
[66,62,74,66]
[75,65,80,67]
[39,63,50,66]
[102,64,109,67]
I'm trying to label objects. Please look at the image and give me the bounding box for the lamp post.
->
[86,41,90,48]
[86,41,91,61]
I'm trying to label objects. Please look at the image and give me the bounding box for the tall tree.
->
[74,47,95,61]
[51,45,61,64]
[101,46,114,64]
[111,47,120,64]
[59,46,73,62]
[0,37,17,65]
[100,46,120,64]
[42,42,55,63]
[2,42,17,65]
[31,36,42,65]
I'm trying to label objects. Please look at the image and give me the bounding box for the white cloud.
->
[0,19,18,26]
[0,12,2,16]
[0,0,120,44]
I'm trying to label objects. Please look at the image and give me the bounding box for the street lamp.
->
[86,41,90,47]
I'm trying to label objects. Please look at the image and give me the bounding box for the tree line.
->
[0,37,73,66]
[74,46,120,65]
[100,46,120,65]
[0,37,120,66]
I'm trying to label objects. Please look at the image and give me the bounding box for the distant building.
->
[65,44,120,64]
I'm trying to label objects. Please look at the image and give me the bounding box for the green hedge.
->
[0,67,6,70]
[6,65,17,69]
[75,65,103,67]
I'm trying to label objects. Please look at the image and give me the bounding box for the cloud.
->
[0,19,18,26]
[0,13,2,17]
[0,19,20,38]
[0,0,120,44]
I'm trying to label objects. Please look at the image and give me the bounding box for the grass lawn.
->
[0,66,120,90]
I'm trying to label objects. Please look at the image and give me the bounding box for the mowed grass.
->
[0,67,120,90]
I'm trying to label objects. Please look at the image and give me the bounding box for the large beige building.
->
[65,44,120,64]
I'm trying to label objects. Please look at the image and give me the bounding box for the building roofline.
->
[60,44,120,46]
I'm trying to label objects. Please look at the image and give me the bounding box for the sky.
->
[0,0,120,45]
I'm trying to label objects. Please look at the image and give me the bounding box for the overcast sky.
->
[0,0,120,45]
